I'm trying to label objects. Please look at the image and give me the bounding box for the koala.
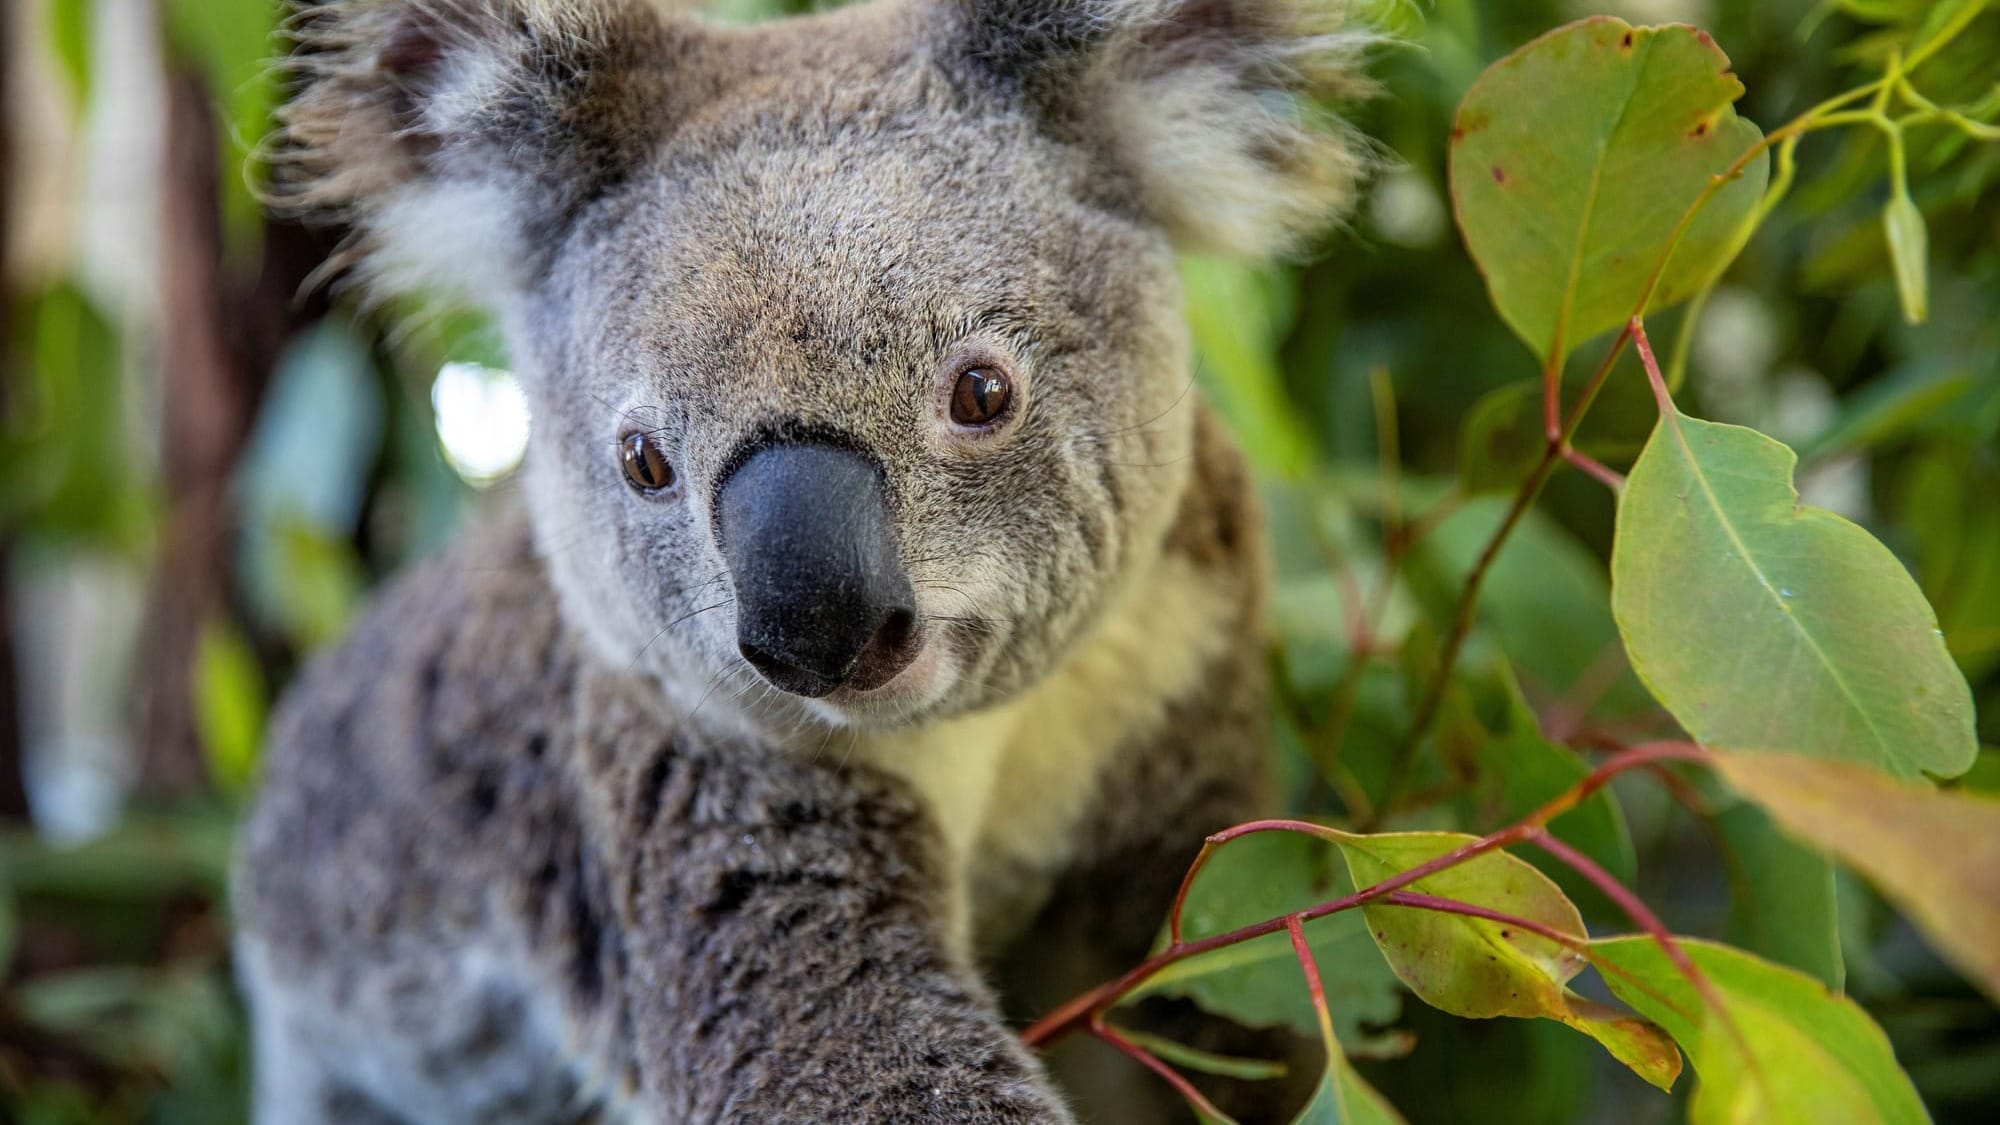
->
[234,1,1371,1122]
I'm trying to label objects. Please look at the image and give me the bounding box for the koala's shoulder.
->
[270,508,569,756]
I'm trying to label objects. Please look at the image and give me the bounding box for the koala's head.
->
[288,0,1369,736]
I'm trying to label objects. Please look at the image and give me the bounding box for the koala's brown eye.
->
[950,367,1012,427]
[620,432,677,494]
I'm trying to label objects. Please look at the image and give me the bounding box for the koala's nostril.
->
[738,640,843,699]
[846,608,921,693]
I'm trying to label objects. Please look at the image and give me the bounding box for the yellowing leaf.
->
[1337,832,1588,1013]
[1329,832,1679,1089]
[1557,995,1683,1092]
[1592,937,1928,1125]
[1712,751,2000,1004]
[1611,404,1977,779]
[1450,18,1767,363]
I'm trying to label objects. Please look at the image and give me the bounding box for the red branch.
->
[1563,446,1627,490]
[1633,316,1673,409]
[1023,744,1711,1049]
[1090,1019,1237,1123]
[1287,914,1337,1046]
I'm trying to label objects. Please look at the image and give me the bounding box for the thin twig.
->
[1091,1019,1239,1124]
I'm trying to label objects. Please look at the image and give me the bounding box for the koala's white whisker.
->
[1100,453,1198,470]
[625,598,733,676]
[684,663,751,733]
[1081,367,1202,442]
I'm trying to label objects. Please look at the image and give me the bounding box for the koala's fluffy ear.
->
[281,0,680,297]
[947,0,1375,258]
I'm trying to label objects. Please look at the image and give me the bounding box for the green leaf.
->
[1,812,236,901]
[1898,442,2000,680]
[47,0,93,109]
[1335,835,1589,1016]
[1116,1030,1288,1082]
[0,892,14,975]
[1881,190,1929,324]
[1137,833,1405,1053]
[1592,936,1929,1125]
[1610,402,1977,778]
[1331,831,1680,1090]
[1712,750,2000,1005]
[2,285,153,551]
[1291,913,1410,1125]
[193,618,267,797]
[1794,364,1977,462]
[1450,18,1768,364]
[1455,380,1543,495]
[1182,256,1315,478]
[1713,801,1843,991]
[1291,1054,1407,1125]
[1414,499,1647,716]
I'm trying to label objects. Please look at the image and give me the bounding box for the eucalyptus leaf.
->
[47,0,92,108]
[1712,751,2000,1005]
[1465,723,1639,904]
[1713,801,1843,991]
[193,618,268,797]
[1592,936,1928,1125]
[1330,831,1680,1090]
[1290,1053,1407,1125]
[1611,400,1977,779]
[1450,18,1768,364]
[1182,256,1314,478]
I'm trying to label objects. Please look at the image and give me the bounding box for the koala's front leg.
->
[608,737,1072,1124]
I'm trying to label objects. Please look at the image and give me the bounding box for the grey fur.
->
[240,1,1368,1121]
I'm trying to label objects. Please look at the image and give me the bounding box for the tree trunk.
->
[133,62,335,798]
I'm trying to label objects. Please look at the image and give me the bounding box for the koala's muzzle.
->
[717,443,919,698]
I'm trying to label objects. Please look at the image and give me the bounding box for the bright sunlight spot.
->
[432,361,531,486]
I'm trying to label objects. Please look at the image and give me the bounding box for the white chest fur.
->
[858,555,1235,957]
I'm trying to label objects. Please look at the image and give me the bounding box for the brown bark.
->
[133,66,335,798]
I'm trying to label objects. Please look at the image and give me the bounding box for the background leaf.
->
[1137,833,1405,1053]
[1712,750,2000,1005]
[1449,18,1769,363]
[1713,800,1843,991]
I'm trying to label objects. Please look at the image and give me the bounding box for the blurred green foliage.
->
[3,0,1997,1121]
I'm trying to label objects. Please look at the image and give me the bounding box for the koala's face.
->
[525,87,1191,730]
[291,0,1366,735]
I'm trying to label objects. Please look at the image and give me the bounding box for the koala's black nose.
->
[716,442,919,698]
